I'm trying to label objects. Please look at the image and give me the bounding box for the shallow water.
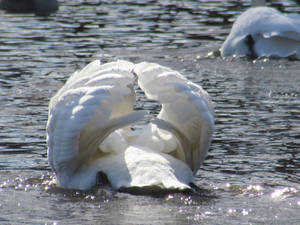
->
[0,0,299,224]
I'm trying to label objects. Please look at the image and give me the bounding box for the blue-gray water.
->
[0,0,299,224]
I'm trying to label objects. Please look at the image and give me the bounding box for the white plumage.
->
[221,6,300,59]
[47,60,214,192]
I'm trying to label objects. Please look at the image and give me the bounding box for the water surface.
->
[0,0,299,224]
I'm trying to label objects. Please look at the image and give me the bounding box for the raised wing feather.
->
[134,62,214,173]
[50,60,136,108]
[47,60,147,186]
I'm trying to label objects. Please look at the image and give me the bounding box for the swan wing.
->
[262,11,300,40]
[134,62,214,173]
[47,60,147,187]
[254,9,300,57]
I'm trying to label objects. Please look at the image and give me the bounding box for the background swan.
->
[0,0,58,14]
[221,2,300,59]
[47,60,214,192]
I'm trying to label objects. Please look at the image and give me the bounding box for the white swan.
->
[221,2,300,59]
[46,60,214,192]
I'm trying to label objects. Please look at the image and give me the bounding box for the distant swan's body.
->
[47,60,214,192]
[221,7,300,59]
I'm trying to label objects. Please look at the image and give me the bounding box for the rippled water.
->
[0,0,299,224]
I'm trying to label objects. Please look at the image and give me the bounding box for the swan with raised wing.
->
[46,60,214,192]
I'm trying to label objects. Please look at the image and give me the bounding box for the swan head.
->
[221,34,252,58]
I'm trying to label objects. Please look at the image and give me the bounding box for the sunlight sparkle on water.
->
[180,196,193,205]
[242,208,249,216]
[271,187,297,199]
[227,208,236,214]
[247,184,262,192]
[165,194,174,200]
